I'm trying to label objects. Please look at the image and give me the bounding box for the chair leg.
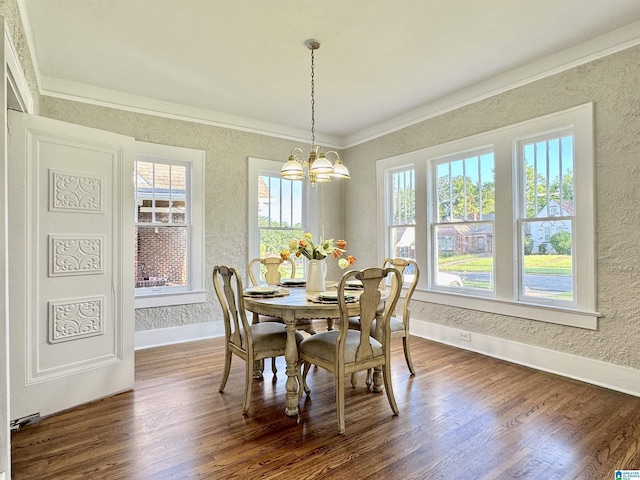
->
[365,368,373,389]
[350,372,358,388]
[219,348,232,392]
[402,335,415,375]
[303,321,317,335]
[301,361,312,395]
[336,370,346,435]
[242,357,253,416]
[271,357,278,375]
[382,361,399,416]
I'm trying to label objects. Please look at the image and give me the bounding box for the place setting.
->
[306,290,358,304]
[278,278,307,287]
[243,285,290,298]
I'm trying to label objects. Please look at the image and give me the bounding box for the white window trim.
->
[377,103,599,330]
[134,141,206,308]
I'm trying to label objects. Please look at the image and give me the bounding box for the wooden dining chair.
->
[213,265,303,415]
[248,256,296,286]
[348,257,419,388]
[298,267,403,434]
[248,256,316,339]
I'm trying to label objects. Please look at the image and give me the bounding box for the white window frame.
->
[248,157,318,276]
[429,147,495,294]
[377,103,599,330]
[134,141,206,308]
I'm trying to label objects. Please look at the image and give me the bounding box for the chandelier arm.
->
[324,150,340,161]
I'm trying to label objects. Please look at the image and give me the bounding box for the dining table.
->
[243,283,387,417]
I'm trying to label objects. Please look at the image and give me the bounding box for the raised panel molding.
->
[49,296,105,344]
[49,234,104,277]
[49,169,104,213]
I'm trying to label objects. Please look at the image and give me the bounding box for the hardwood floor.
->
[11,325,640,479]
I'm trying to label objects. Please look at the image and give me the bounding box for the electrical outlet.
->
[459,331,471,342]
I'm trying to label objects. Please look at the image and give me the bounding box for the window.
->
[377,104,597,329]
[432,149,494,292]
[387,167,416,260]
[517,132,575,306]
[248,158,318,282]
[135,142,205,308]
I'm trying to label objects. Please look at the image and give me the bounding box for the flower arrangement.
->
[280,232,356,269]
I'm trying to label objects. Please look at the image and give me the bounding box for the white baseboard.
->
[411,320,640,398]
[134,322,224,350]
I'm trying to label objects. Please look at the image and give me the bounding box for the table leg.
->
[284,316,300,416]
[372,366,384,393]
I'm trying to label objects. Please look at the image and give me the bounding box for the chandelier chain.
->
[310,46,315,147]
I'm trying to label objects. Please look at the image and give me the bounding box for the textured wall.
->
[38,98,347,331]
[344,45,640,369]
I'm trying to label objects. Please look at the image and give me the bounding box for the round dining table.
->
[243,285,368,417]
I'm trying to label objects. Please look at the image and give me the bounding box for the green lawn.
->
[440,254,571,275]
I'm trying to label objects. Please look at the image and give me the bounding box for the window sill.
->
[135,290,207,309]
[412,289,600,330]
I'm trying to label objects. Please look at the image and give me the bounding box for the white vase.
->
[306,259,327,292]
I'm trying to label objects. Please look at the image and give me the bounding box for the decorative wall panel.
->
[49,234,104,277]
[49,169,104,213]
[49,296,105,344]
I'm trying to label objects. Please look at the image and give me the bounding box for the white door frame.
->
[1,17,34,479]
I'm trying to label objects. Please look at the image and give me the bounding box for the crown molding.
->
[20,9,640,150]
[39,76,343,148]
[341,20,640,148]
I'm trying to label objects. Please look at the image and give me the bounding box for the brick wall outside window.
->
[135,226,187,287]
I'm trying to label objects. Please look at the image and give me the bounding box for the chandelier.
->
[281,39,350,185]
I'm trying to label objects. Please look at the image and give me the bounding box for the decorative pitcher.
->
[306,259,327,292]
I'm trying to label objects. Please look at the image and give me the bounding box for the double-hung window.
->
[135,142,205,308]
[517,132,575,305]
[432,149,494,291]
[378,104,597,329]
[248,157,318,281]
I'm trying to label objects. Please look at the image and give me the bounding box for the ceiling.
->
[19,0,640,147]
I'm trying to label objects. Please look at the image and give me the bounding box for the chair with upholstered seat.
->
[213,265,303,415]
[298,267,403,434]
[248,256,316,337]
[348,257,419,387]
[379,257,419,375]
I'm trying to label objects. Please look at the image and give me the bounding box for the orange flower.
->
[332,249,342,259]
[336,239,347,249]
[298,239,308,248]
[347,255,356,266]
[280,249,290,260]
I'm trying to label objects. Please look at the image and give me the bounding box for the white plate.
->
[245,286,279,295]
[317,291,356,301]
[345,279,363,288]
[281,278,306,285]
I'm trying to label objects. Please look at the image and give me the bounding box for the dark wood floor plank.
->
[11,326,640,479]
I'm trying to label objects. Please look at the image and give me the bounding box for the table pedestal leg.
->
[372,366,384,393]
[284,319,300,416]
